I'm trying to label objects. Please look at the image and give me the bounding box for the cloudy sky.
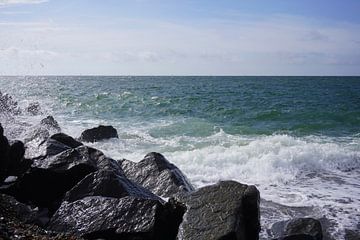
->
[0,0,360,75]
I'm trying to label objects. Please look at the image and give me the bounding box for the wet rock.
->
[46,133,83,156]
[2,146,108,209]
[79,125,118,142]
[7,140,31,176]
[120,152,194,198]
[0,91,21,114]
[24,116,61,159]
[64,169,161,202]
[26,102,41,115]
[48,196,180,240]
[176,180,260,240]
[0,123,10,182]
[271,218,323,240]
[40,116,61,132]
[345,229,360,240]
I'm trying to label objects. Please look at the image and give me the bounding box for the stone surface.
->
[40,116,61,132]
[271,218,323,240]
[176,180,260,240]
[46,133,83,156]
[48,196,179,240]
[79,125,118,142]
[64,169,161,202]
[0,123,10,182]
[26,102,41,115]
[120,152,194,198]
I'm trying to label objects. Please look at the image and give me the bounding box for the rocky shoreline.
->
[0,93,357,240]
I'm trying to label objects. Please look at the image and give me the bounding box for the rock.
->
[120,152,194,198]
[271,218,323,240]
[46,133,83,156]
[2,146,109,209]
[48,196,184,240]
[79,125,118,142]
[176,180,260,240]
[0,123,10,183]
[25,102,41,115]
[7,140,30,176]
[40,116,61,132]
[345,229,360,240]
[64,169,161,202]
[24,116,61,159]
[0,91,20,114]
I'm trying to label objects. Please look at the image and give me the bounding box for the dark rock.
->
[26,102,41,115]
[345,229,360,240]
[7,140,30,176]
[176,180,260,240]
[271,218,323,240]
[0,123,10,183]
[48,196,183,240]
[40,116,61,132]
[46,133,83,156]
[79,125,118,142]
[2,146,109,209]
[64,169,161,202]
[120,152,194,198]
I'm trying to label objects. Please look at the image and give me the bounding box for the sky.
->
[0,0,360,75]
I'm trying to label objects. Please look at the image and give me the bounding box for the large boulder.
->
[48,196,184,240]
[271,218,323,240]
[46,133,83,156]
[0,123,10,182]
[64,169,161,202]
[120,152,194,198]
[2,146,109,209]
[176,180,260,240]
[79,125,118,142]
[7,140,31,177]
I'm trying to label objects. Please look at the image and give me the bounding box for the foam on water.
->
[1,76,360,239]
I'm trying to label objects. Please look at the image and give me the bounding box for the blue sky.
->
[0,0,360,75]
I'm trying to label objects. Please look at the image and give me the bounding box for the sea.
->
[0,76,359,239]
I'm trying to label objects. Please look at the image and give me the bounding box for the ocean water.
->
[1,76,359,238]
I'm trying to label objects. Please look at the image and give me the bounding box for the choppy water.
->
[1,76,360,239]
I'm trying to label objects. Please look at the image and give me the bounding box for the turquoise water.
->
[1,76,360,238]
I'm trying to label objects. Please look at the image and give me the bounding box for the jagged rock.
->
[271,218,323,240]
[24,116,61,159]
[40,116,61,132]
[120,152,194,198]
[79,125,118,142]
[48,196,184,240]
[26,102,41,115]
[0,123,10,182]
[64,169,161,202]
[176,180,260,240]
[7,140,31,176]
[46,133,83,156]
[2,146,109,209]
[0,91,20,114]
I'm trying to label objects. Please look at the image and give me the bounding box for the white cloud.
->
[0,14,359,75]
[0,0,48,6]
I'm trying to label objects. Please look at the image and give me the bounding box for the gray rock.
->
[120,152,194,198]
[79,125,118,142]
[64,169,161,202]
[26,102,41,115]
[0,123,10,183]
[176,180,260,240]
[40,116,61,132]
[48,196,182,240]
[271,218,323,240]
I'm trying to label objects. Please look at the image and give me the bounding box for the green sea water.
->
[1,76,360,239]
